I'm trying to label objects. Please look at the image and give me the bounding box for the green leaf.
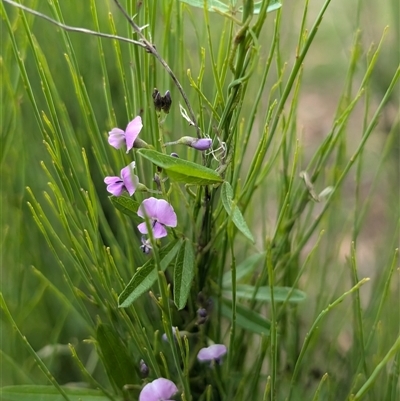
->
[174,238,195,310]
[219,297,270,335]
[138,149,223,185]
[0,386,119,401]
[222,252,266,286]
[109,195,140,219]
[221,182,255,243]
[96,323,137,390]
[180,0,229,12]
[118,239,183,307]
[223,284,307,303]
[179,0,282,14]
[245,1,282,14]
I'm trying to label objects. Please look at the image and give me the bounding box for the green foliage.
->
[218,297,270,336]
[118,239,183,307]
[179,0,282,14]
[173,238,195,310]
[138,149,223,185]
[96,323,138,392]
[1,0,399,400]
[108,196,140,219]
[0,386,119,401]
[221,181,255,243]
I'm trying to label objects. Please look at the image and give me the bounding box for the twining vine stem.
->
[111,0,200,138]
[3,0,200,138]
[2,0,146,48]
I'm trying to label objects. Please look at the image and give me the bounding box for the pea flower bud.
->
[139,359,149,378]
[164,136,212,151]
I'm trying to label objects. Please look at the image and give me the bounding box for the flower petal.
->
[152,222,167,239]
[153,199,177,227]
[125,116,143,152]
[104,176,121,185]
[105,181,125,196]
[191,138,212,151]
[139,378,178,401]
[120,162,139,196]
[108,128,126,149]
[197,344,227,362]
[137,197,159,220]
[137,222,149,235]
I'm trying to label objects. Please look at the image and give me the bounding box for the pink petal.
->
[106,182,125,196]
[108,128,126,149]
[153,199,177,227]
[104,176,120,185]
[120,163,139,196]
[137,222,148,235]
[137,197,159,220]
[125,116,143,153]
[104,176,125,196]
[152,222,167,239]
[139,378,178,401]
[197,344,227,362]
[191,138,212,151]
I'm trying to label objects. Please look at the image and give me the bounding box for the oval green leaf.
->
[221,182,254,243]
[223,284,307,303]
[218,297,270,336]
[118,239,183,308]
[180,0,229,12]
[138,149,223,185]
[180,0,282,14]
[109,195,140,219]
[222,252,266,286]
[174,238,195,310]
[245,1,282,14]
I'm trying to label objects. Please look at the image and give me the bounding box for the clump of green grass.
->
[1,1,399,400]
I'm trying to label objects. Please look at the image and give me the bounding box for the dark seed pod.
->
[152,88,172,113]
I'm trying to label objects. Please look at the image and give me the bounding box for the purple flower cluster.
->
[104,116,177,243]
[104,115,224,399]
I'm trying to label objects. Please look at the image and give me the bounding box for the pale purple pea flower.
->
[137,197,177,239]
[104,162,139,196]
[197,344,227,364]
[164,136,212,151]
[139,378,178,401]
[190,137,212,151]
[108,116,143,153]
[140,236,152,254]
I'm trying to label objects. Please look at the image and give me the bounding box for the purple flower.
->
[104,162,139,196]
[108,116,143,153]
[197,344,227,364]
[190,138,212,151]
[137,197,177,239]
[140,236,153,254]
[164,136,212,151]
[139,378,178,401]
